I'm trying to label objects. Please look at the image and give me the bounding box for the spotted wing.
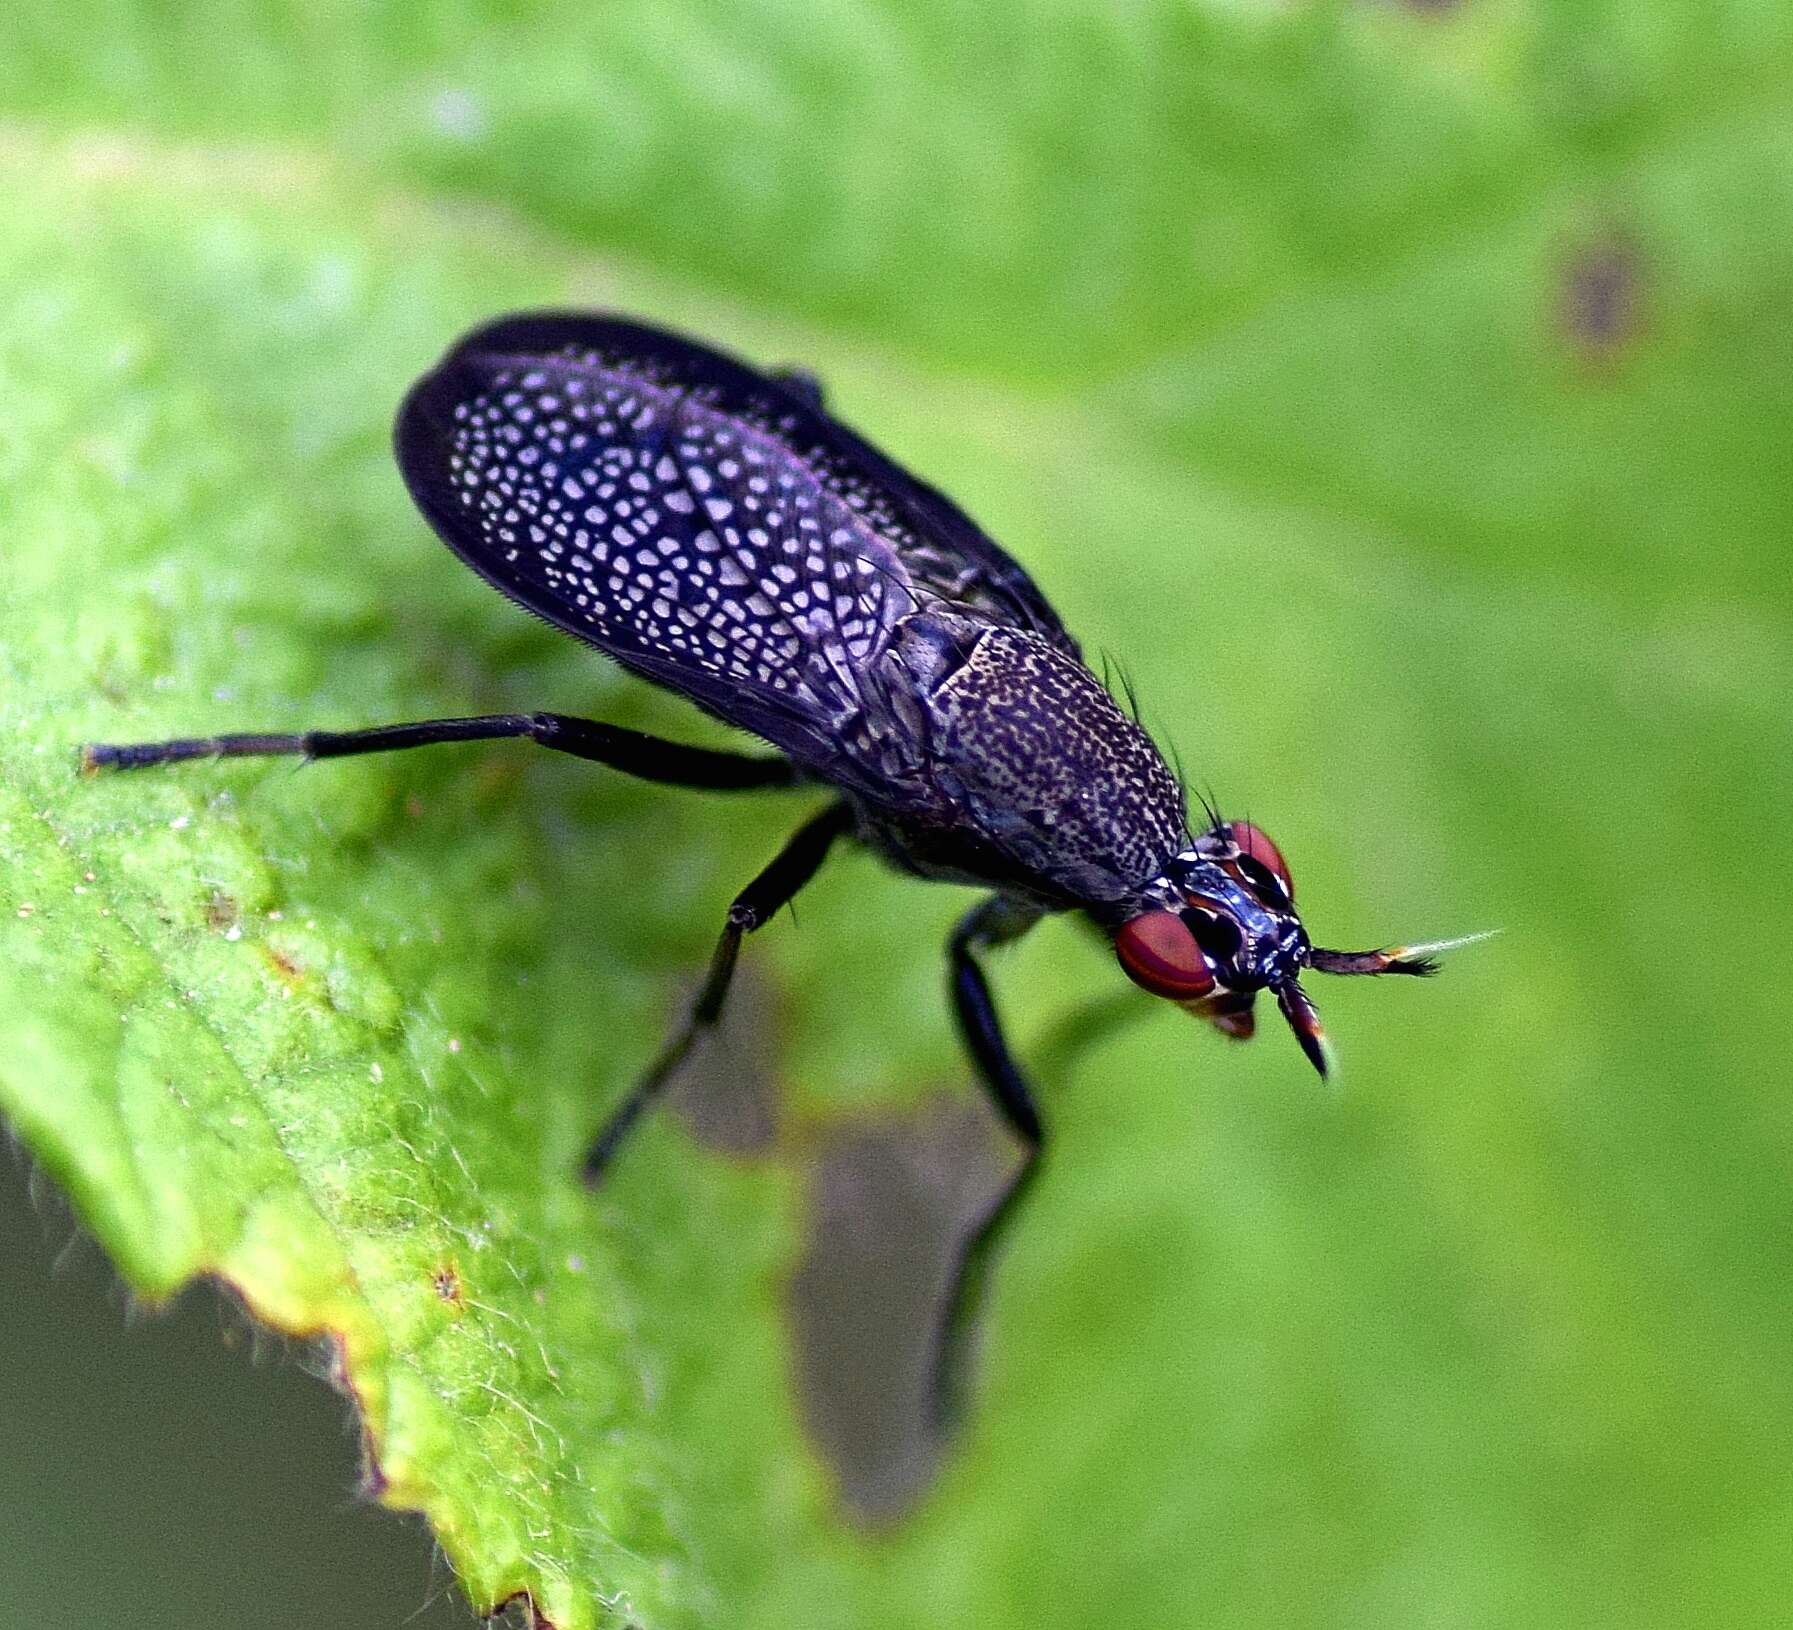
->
[759,373,1077,656]
[397,313,943,788]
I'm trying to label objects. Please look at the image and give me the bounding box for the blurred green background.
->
[2,2,1791,1627]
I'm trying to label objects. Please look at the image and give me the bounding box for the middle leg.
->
[932,894,1047,1428]
[582,798,855,1181]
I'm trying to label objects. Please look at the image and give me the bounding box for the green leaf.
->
[4,5,1793,1628]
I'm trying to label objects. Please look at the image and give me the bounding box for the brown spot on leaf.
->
[204,889,239,933]
[787,1094,1017,1522]
[263,946,304,987]
[1559,231,1647,366]
[431,1261,464,1310]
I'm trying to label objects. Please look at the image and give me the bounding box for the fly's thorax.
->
[887,615,1185,904]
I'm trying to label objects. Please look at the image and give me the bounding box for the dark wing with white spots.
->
[750,369,1077,656]
[397,313,945,788]
[430,314,1073,653]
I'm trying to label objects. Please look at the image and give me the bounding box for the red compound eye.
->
[1225,821,1293,900]
[1115,911,1216,999]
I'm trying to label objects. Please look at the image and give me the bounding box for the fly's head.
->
[1108,818,1485,1078]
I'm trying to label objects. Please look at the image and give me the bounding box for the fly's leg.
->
[582,799,854,1182]
[82,712,799,790]
[933,894,1046,1430]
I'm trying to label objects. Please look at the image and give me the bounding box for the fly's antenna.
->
[1399,928,1502,958]
[1308,928,1501,978]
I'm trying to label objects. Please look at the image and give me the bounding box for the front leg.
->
[582,799,855,1180]
[933,893,1047,1428]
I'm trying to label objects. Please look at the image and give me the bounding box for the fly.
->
[83,313,1483,1421]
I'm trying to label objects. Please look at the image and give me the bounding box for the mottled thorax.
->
[888,616,1185,904]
